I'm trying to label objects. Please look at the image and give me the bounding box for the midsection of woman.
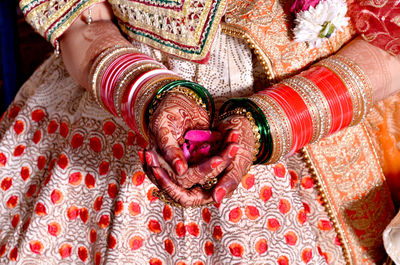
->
[0,0,398,264]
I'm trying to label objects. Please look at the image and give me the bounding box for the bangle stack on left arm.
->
[219,54,373,165]
[89,45,214,140]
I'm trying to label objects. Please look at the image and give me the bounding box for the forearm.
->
[220,37,400,165]
[59,2,131,89]
[338,37,400,103]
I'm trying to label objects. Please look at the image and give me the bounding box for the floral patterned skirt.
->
[0,33,346,264]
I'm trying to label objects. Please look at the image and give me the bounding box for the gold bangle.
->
[149,86,207,115]
[89,45,139,111]
[252,94,293,160]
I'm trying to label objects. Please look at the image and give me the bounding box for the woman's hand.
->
[140,149,213,207]
[140,146,237,207]
[211,115,256,203]
[148,92,210,176]
[144,135,239,187]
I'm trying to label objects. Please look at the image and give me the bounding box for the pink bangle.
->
[101,54,153,115]
[105,55,152,115]
[120,69,178,133]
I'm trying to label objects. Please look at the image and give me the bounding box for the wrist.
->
[89,45,180,140]
[219,99,270,164]
[219,54,372,165]
[145,81,215,131]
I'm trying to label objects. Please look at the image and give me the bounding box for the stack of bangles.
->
[90,45,372,168]
[89,46,372,206]
[219,54,373,164]
[89,45,215,140]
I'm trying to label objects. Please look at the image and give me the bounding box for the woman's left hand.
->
[210,114,255,203]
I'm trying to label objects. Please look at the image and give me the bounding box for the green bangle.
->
[145,80,215,127]
[219,98,273,164]
[156,80,213,114]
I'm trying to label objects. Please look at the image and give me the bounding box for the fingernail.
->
[230,133,239,143]
[138,150,145,164]
[174,159,185,175]
[211,159,223,169]
[153,169,161,180]
[145,152,152,165]
[229,146,239,158]
[215,187,226,203]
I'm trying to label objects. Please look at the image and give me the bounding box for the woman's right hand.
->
[148,92,211,176]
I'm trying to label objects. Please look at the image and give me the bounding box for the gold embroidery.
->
[110,0,227,61]
[391,15,400,27]
[303,122,395,265]
[50,1,104,45]
[221,23,277,82]
[22,0,104,46]
[223,0,355,82]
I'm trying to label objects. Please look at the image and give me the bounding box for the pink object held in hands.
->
[183,130,222,163]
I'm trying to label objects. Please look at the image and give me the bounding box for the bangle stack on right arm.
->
[89,45,214,141]
[219,54,373,165]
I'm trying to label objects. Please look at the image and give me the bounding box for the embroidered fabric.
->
[9,0,399,263]
[350,0,400,55]
[0,32,343,264]
[20,0,104,46]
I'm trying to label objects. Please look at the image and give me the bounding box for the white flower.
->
[293,0,349,48]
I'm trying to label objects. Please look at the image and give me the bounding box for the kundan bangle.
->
[249,94,292,163]
[148,86,206,117]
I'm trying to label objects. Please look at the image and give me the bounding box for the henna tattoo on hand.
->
[149,92,210,176]
[212,115,255,202]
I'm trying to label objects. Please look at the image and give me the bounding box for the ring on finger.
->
[201,175,218,190]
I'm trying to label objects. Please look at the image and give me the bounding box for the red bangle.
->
[260,83,313,154]
[302,66,353,134]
